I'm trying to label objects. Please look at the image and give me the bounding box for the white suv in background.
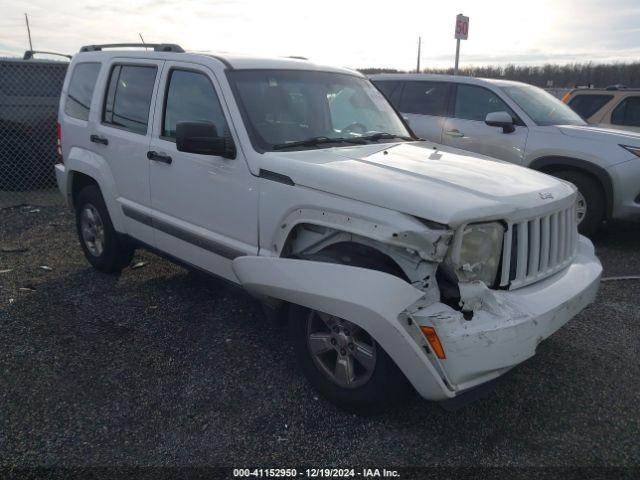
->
[371,74,640,234]
[55,44,601,412]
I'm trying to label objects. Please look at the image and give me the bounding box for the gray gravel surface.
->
[1,205,639,467]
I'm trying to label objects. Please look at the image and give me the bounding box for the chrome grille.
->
[500,203,578,289]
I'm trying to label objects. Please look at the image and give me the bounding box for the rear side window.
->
[64,62,100,121]
[568,94,613,119]
[399,81,448,116]
[162,70,228,139]
[103,65,157,134]
[611,96,640,127]
[454,84,516,122]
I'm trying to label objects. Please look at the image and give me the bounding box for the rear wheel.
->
[553,170,605,236]
[75,185,133,273]
[289,249,411,413]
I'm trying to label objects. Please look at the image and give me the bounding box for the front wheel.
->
[553,170,605,236]
[289,305,410,413]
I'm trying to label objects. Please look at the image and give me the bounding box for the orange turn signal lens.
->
[420,326,446,359]
[561,92,571,103]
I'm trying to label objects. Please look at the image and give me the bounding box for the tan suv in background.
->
[563,86,640,133]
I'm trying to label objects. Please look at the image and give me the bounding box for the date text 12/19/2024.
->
[233,468,400,478]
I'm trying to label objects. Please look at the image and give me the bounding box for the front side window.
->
[103,65,157,134]
[568,94,613,119]
[399,81,449,116]
[228,70,411,151]
[65,62,101,121]
[501,84,586,126]
[611,96,640,127]
[454,84,517,122]
[373,81,402,105]
[162,69,228,139]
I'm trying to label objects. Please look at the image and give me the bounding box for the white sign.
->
[455,14,469,40]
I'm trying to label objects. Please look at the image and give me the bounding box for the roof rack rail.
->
[79,43,185,53]
[23,50,72,60]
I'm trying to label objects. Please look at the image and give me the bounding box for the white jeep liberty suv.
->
[55,43,602,412]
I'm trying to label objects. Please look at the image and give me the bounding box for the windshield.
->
[227,69,413,151]
[501,84,586,126]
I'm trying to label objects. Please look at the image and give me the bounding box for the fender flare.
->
[65,148,124,232]
[232,255,454,401]
[529,156,614,217]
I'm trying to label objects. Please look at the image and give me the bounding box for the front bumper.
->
[414,235,602,395]
[607,159,640,221]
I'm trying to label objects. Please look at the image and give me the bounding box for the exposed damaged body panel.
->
[234,236,601,399]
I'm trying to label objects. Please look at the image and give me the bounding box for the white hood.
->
[260,142,576,225]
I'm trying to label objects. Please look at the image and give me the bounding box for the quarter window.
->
[454,84,516,122]
[65,62,101,121]
[399,81,449,116]
[611,96,640,127]
[162,70,228,139]
[103,65,157,134]
[568,94,613,119]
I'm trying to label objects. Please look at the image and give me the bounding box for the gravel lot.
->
[1,204,639,467]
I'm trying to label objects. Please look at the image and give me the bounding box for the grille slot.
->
[501,203,578,289]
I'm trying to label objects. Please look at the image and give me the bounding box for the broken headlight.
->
[449,222,504,286]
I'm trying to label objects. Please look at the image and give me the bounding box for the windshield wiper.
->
[272,136,366,150]
[359,132,415,142]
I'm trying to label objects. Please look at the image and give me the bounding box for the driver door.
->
[148,62,259,281]
[442,83,528,165]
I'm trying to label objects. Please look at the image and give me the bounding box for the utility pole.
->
[454,39,460,75]
[24,13,33,51]
[453,13,469,76]
[416,36,421,73]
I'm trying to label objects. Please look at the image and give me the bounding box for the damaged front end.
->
[234,209,601,401]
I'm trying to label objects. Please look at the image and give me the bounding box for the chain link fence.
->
[0,57,68,208]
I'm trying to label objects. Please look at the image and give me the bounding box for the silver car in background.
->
[370,74,640,235]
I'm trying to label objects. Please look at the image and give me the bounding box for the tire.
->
[288,249,411,413]
[75,185,134,273]
[553,170,605,236]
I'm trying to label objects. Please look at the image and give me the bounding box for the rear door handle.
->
[147,151,173,164]
[444,129,464,138]
[90,134,109,145]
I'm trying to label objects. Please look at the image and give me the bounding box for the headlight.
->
[448,222,504,286]
[621,144,640,158]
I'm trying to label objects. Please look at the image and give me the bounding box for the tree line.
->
[359,62,640,88]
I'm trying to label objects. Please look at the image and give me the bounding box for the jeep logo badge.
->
[539,192,554,200]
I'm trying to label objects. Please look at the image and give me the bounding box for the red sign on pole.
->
[455,14,469,40]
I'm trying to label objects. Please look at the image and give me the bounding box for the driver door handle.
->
[444,129,464,138]
[147,151,172,164]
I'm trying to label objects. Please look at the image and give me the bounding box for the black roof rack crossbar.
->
[80,43,185,53]
[23,50,72,60]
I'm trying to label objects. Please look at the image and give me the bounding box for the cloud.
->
[3,0,640,70]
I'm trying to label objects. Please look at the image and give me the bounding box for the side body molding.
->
[232,256,454,400]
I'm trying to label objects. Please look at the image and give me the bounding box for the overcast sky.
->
[2,0,639,70]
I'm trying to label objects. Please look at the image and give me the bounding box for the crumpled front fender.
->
[232,256,454,400]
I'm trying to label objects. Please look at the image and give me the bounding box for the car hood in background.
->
[260,142,575,226]
[557,124,640,144]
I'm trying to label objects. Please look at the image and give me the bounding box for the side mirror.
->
[485,111,515,133]
[176,121,236,159]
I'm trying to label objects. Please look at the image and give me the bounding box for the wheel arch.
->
[529,156,614,218]
[69,170,100,208]
[67,167,125,232]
